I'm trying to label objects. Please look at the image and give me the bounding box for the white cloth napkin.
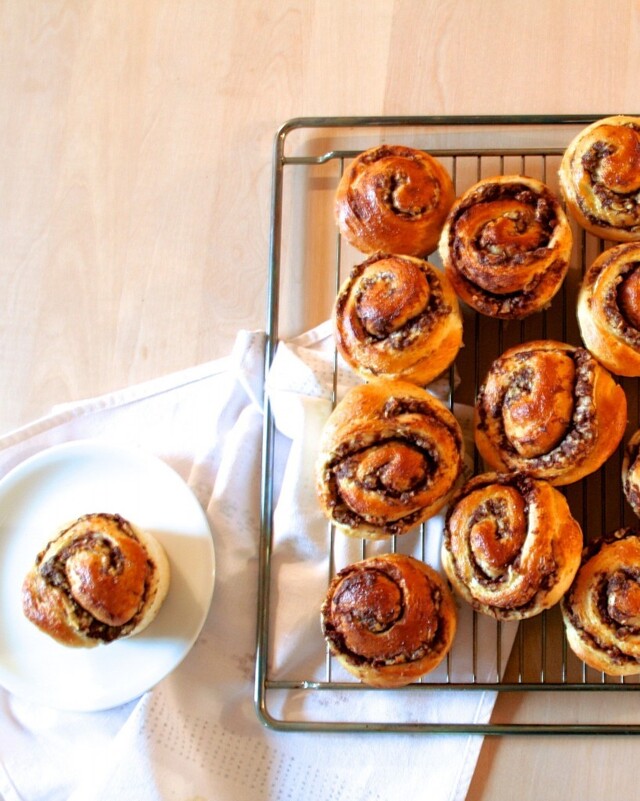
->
[0,326,515,801]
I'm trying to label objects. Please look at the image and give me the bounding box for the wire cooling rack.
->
[256,116,640,734]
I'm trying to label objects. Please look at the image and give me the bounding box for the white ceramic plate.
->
[0,440,215,711]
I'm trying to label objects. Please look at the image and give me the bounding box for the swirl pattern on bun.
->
[562,528,640,675]
[321,553,457,687]
[577,242,640,376]
[623,429,640,518]
[474,340,627,486]
[334,253,463,385]
[442,472,582,620]
[335,145,455,257]
[316,380,464,539]
[22,512,170,647]
[559,115,640,241]
[438,175,572,319]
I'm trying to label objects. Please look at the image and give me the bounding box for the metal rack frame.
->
[256,115,640,734]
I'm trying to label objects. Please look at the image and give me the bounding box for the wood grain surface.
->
[2,1,640,798]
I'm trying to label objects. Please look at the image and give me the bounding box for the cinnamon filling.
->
[338,254,450,350]
[501,353,575,458]
[446,181,567,316]
[385,171,430,217]
[624,441,640,512]
[358,145,442,218]
[466,494,527,578]
[476,346,597,471]
[323,564,445,667]
[444,474,560,613]
[37,519,153,642]
[565,530,640,666]
[354,259,431,337]
[452,184,557,260]
[618,267,640,329]
[334,441,431,515]
[578,123,640,230]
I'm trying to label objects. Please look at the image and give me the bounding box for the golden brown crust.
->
[22,512,170,648]
[577,242,640,376]
[438,175,572,319]
[559,115,640,241]
[561,528,640,675]
[623,429,640,518]
[335,145,455,257]
[442,472,582,620]
[474,340,627,486]
[316,380,465,539]
[334,253,463,385]
[321,553,457,687]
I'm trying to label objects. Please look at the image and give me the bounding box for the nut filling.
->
[564,530,640,668]
[476,346,597,473]
[443,180,571,318]
[336,253,451,351]
[325,400,462,536]
[599,261,640,345]
[624,438,640,514]
[323,564,447,667]
[356,145,445,218]
[576,123,640,232]
[35,517,155,643]
[326,437,441,534]
[442,472,573,619]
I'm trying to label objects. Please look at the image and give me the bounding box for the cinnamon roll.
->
[438,175,572,319]
[334,252,463,385]
[474,340,627,486]
[321,553,457,688]
[442,472,582,620]
[559,115,640,241]
[22,512,170,647]
[316,380,464,539]
[335,144,455,257]
[577,242,640,376]
[562,528,640,675]
[622,429,640,518]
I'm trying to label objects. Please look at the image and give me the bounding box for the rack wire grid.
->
[256,115,640,734]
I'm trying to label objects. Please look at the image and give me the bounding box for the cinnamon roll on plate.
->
[335,144,455,257]
[474,339,627,486]
[321,553,457,687]
[438,175,572,319]
[316,380,464,539]
[22,512,170,648]
[442,472,582,620]
[334,252,463,386]
[559,115,640,241]
[562,528,640,675]
[0,440,214,711]
[577,242,640,376]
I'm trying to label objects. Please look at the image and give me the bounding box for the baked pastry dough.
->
[335,144,455,256]
[22,512,170,647]
[577,242,640,376]
[334,252,463,385]
[562,528,640,675]
[559,115,640,241]
[316,380,464,539]
[438,175,572,319]
[623,429,640,518]
[442,472,582,620]
[474,339,627,485]
[321,553,457,688]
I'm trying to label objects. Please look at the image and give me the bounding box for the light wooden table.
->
[2,2,640,798]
